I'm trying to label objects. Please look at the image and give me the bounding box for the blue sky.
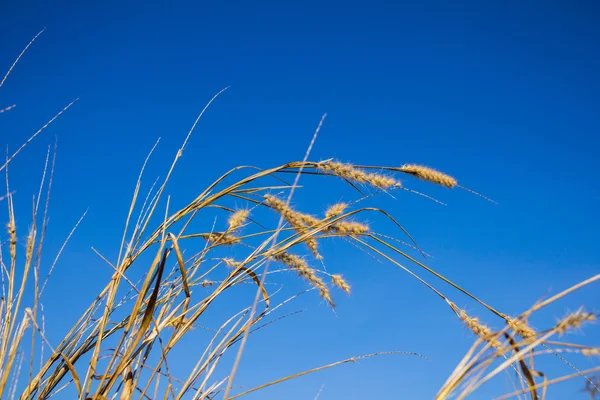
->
[1,0,599,398]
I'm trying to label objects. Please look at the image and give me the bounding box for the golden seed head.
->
[330,221,369,235]
[274,252,334,307]
[264,195,322,258]
[507,317,536,339]
[325,203,349,219]
[399,164,457,188]
[264,195,316,227]
[582,348,600,356]
[205,233,240,245]
[331,274,351,295]
[298,213,320,227]
[223,258,241,268]
[556,311,596,335]
[228,209,249,231]
[7,220,16,259]
[305,238,322,260]
[318,161,399,189]
[459,309,502,349]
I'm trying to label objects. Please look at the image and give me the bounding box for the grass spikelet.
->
[7,220,17,260]
[507,317,536,339]
[318,161,399,189]
[228,209,249,232]
[264,195,313,227]
[331,274,351,295]
[555,311,596,335]
[582,348,600,356]
[330,221,369,235]
[223,258,241,268]
[204,232,240,245]
[297,213,320,227]
[459,309,501,349]
[398,164,457,188]
[264,195,321,258]
[200,280,215,287]
[274,252,334,307]
[325,203,348,219]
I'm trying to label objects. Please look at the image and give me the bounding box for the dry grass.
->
[0,31,598,400]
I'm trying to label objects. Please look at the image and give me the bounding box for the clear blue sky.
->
[1,1,599,398]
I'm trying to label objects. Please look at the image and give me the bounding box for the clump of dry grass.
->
[1,32,597,400]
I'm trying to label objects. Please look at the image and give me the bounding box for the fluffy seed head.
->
[582,348,600,356]
[325,203,348,219]
[204,233,240,245]
[228,209,249,231]
[331,274,351,295]
[459,309,502,349]
[399,164,457,188]
[264,195,316,227]
[318,161,399,189]
[223,258,241,268]
[7,221,16,259]
[264,195,321,258]
[556,311,596,335]
[330,221,369,235]
[507,317,536,339]
[274,252,334,307]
